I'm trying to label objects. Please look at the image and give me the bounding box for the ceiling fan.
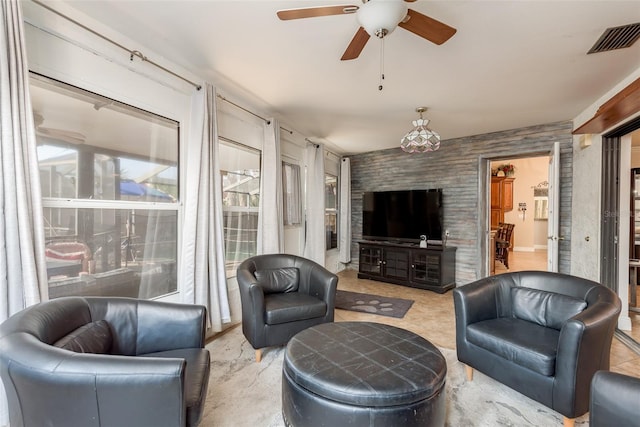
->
[277,0,457,60]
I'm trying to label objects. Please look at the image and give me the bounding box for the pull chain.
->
[378,36,385,91]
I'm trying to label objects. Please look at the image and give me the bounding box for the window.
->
[220,141,261,277]
[32,73,180,300]
[325,174,338,250]
[282,161,301,226]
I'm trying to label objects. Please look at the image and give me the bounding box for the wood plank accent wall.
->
[349,121,574,285]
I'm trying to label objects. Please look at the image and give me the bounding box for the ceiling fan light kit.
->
[357,0,408,38]
[400,107,441,153]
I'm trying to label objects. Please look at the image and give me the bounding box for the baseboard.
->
[615,329,640,355]
[513,247,535,252]
[534,244,548,250]
[618,314,632,331]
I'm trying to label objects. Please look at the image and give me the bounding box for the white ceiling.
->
[61,0,640,155]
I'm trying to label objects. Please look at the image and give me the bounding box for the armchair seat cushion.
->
[467,317,559,376]
[265,293,327,325]
[142,348,210,426]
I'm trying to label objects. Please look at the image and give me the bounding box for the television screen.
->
[362,189,443,242]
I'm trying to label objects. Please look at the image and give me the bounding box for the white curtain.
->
[303,143,325,265]
[339,157,351,264]
[1,0,48,423]
[257,119,284,254]
[181,83,230,332]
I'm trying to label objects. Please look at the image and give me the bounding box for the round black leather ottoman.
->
[282,322,446,427]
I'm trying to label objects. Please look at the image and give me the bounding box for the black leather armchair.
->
[237,254,338,362]
[0,297,210,427]
[590,370,640,426]
[453,271,621,427]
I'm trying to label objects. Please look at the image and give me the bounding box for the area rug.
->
[200,325,589,427]
[334,289,414,318]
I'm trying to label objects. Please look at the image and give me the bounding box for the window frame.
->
[325,173,339,251]
[33,72,182,300]
[219,139,262,278]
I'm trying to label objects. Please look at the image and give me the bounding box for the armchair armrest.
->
[590,371,640,426]
[237,269,267,344]
[304,263,338,306]
[553,299,621,416]
[136,300,207,354]
[453,276,502,327]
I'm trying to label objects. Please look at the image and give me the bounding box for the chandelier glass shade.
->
[400,107,441,153]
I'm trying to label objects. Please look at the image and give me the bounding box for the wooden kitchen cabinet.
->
[491,177,515,228]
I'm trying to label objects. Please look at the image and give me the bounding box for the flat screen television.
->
[362,189,443,243]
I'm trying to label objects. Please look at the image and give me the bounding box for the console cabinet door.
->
[411,252,441,285]
[383,248,410,281]
[359,245,383,277]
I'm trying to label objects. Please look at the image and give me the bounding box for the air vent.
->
[588,23,640,54]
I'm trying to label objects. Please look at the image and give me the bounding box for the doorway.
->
[489,157,549,274]
[613,126,640,344]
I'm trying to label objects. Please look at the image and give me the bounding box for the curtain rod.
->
[305,138,319,148]
[305,138,342,160]
[31,0,202,91]
[216,94,293,134]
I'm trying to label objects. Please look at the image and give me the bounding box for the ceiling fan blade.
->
[341,27,370,61]
[398,9,457,45]
[404,0,418,2]
[277,5,358,21]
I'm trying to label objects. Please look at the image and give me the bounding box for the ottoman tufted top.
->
[283,322,446,407]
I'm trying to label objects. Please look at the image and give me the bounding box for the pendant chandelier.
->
[400,107,441,153]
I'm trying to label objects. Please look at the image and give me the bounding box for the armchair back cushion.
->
[53,320,112,353]
[255,267,300,294]
[511,287,587,330]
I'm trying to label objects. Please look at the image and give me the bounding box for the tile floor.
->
[335,260,640,380]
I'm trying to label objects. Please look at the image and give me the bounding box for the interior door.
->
[547,142,560,272]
